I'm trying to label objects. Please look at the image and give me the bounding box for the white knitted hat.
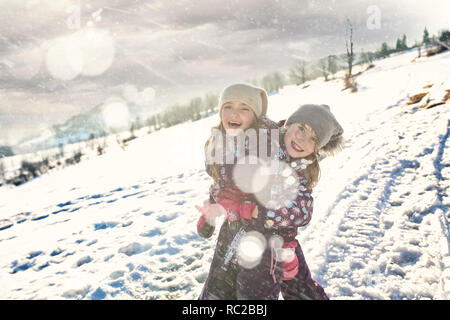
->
[218,83,268,117]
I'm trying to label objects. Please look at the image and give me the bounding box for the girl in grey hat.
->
[263,104,344,300]
[221,104,343,300]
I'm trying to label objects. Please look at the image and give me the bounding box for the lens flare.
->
[122,84,139,104]
[269,234,284,250]
[46,36,82,80]
[232,155,272,194]
[45,28,114,80]
[280,248,296,263]
[139,87,156,104]
[254,160,301,210]
[269,235,285,262]
[71,28,115,77]
[9,45,43,80]
[101,97,130,132]
[237,231,267,269]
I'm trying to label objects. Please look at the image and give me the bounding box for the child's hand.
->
[195,200,226,225]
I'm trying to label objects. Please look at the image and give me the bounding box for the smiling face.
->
[221,101,256,134]
[284,123,318,158]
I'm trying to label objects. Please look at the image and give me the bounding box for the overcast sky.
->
[0,0,449,146]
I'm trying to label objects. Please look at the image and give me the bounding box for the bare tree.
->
[345,19,354,78]
[318,58,329,81]
[342,19,358,92]
[271,71,286,92]
[0,159,4,183]
[289,59,308,85]
[203,92,219,113]
[327,55,338,79]
[261,71,285,94]
[189,97,203,120]
[360,49,371,66]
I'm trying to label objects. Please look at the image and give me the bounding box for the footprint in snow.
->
[161,263,183,272]
[10,260,35,274]
[27,251,44,259]
[15,212,31,223]
[173,233,201,245]
[31,214,49,221]
[118,242,151,256]
[150,244,180,256]
[0,219,13,231]
[87,239,98,246]
[93,221,132,231]
[88,201,103,207]
[109,279,125,288]
[109,270,125,280]
[130,272,142,281]
[140,228,163,238]
[57,201,73,208]
[122,190,146,199]
[88,194,108,200]
[90,288,107,300]
[52,208,69,215]
[94,222,119,231]
[156,213,179,222]
[50,248,64,256]
[75,256,92,267]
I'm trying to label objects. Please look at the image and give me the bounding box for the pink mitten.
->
[216,199,241,222]
[282,240,299,281]
[195,200,226,225]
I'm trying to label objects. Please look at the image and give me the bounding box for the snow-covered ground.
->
[0,49,449,300]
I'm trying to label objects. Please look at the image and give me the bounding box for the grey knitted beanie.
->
[218,83,268,117]
[285,104,344,155]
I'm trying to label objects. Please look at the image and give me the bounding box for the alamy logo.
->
[205,128,281,173]
[366,5,381,30]
[66,5,81,30]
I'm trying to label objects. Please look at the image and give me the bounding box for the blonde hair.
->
[204,106,260,185]
[301,147,321,189]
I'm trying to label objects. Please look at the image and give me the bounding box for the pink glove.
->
[211,185,255,222]
[195,200,226,225]
[282,240,299,281]
[216,199,241,222]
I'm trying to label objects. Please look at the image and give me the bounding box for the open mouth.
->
[228,120,242,128]
[291,141,304,153]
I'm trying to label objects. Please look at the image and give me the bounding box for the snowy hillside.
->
[0,49,449,300]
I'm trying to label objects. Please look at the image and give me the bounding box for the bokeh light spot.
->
[237,231,267,269]
[101,97,130,132]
